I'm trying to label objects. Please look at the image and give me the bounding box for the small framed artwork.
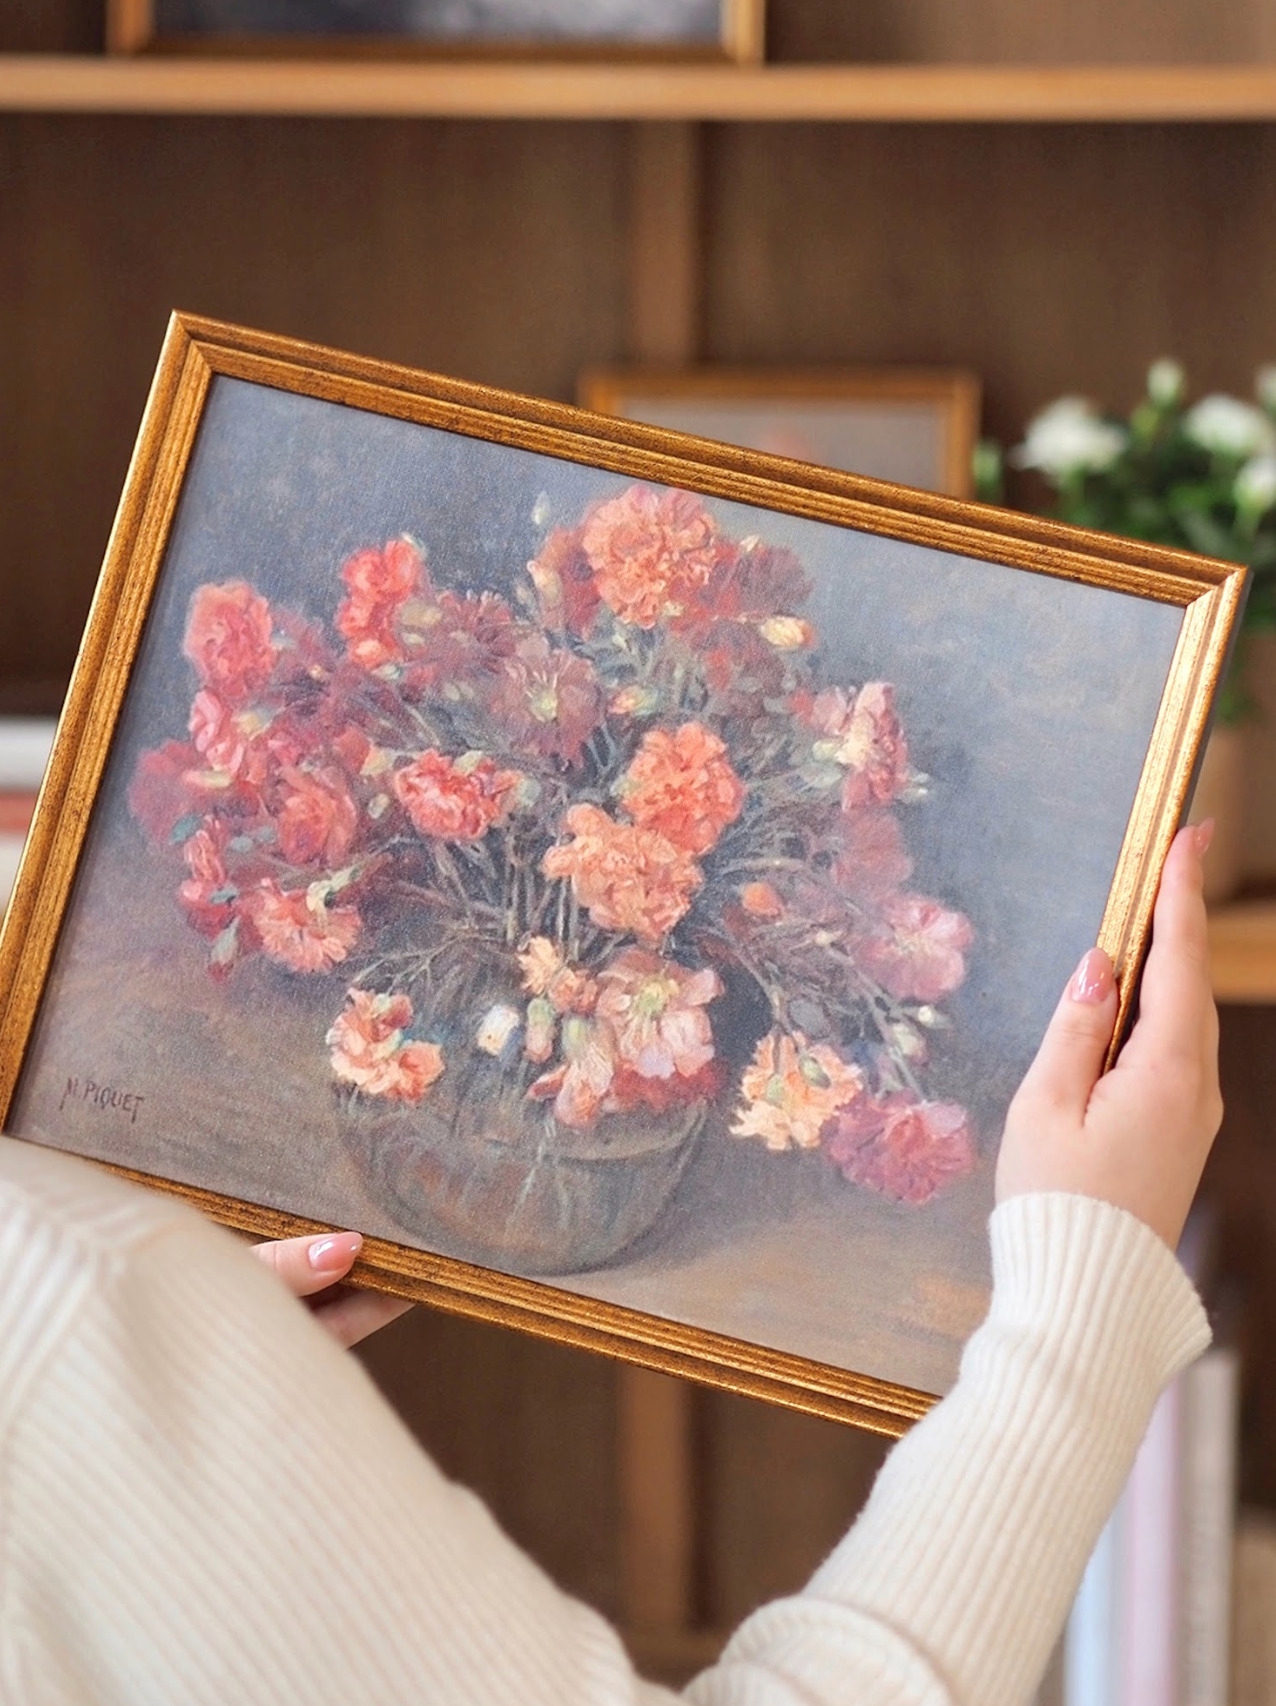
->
[0,316,1242,1433]
[106,0,763,60]
[579,368,983,500]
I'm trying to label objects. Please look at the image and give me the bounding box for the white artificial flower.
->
[1235,455,1276,517]
[1183,394,1276,460]
[1147,358,1185,408]
[1257,366,1276,414]
[1010,397,1127,479]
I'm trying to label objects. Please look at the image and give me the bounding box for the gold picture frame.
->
[106,0,764,61]
[0,315,1244,1436]
[579,367,982,500]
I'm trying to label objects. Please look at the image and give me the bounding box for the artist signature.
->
[59,1075,146,1127]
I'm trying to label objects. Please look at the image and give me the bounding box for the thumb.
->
[1013,948,1119,1119]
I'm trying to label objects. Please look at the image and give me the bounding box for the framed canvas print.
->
[0,316,1244,1435]
[579,368,982,500]
[106,0,763,60]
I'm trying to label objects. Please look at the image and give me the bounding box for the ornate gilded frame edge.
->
[0,311,1246,1434]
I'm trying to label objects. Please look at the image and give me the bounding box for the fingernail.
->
[1195,818,1216,857]
[1070,948,1114,1004]
[307,1232,362,1272]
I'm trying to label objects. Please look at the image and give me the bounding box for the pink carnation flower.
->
[274,765,359,868]
[527,1015,618,1129]
[178,824,235,940]
[857,892,973,1003]
[335,538,428,671]
[825,1094,976,1204]
[795,683,911,808]
[833,808,913,901]
[527,524,601,636]
[490,635,603,765]
[183,581,277,706]
[594,948,721,1081]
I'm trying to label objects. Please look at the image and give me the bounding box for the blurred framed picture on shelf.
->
[0,315,1243,1435]
[105,0,763,59]
[579,368,982,499]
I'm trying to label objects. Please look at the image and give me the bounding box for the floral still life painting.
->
[0,319,1242,1426]
[127,486,977,1277]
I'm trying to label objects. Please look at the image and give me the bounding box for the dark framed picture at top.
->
[106,0,763,58]
[0,316,1243,1434]
[580,368,982,500]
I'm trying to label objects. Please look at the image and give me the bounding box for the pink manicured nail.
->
[308,1232,362,1271]
[1195,818,1216,857]
[1070,948,1114,1004]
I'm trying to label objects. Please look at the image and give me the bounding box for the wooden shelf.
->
[1210,900,1276,1003]
[6,57,1276,122]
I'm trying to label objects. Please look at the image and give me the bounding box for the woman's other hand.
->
[996,822,1223,1249]
[252,1231,413,1348]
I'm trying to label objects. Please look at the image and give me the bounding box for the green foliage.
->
[976,364,1276,723]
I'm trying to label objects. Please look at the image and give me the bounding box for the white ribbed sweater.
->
[0,1136,1209,1706]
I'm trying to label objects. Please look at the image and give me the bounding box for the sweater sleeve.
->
[0,1143,1209,1706]
[689,1193,1211,1706]
[0,1149,680,1706]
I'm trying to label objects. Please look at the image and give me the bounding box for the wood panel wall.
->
[0,113,627,688]
[7,114,1276,694]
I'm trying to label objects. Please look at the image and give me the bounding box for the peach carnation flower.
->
[620,722,746,857]
[326,987,444,1102]
[516,936,597,1015]
[183,581,277,706]
[731,1031,863,1152]
[738,881,784,920]
[242,880,361,974]
[541,804,702,946]
[581,486,729,629]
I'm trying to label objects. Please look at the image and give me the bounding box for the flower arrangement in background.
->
[130,483,977,1208]
[974,361,1276,720]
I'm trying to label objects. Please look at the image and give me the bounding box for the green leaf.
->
[169,813,202,846]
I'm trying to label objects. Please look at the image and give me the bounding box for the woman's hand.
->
[252,1231,413,1348]
[996,822,1223,1249]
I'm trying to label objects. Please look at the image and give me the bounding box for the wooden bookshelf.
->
[7,58,1276,122]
